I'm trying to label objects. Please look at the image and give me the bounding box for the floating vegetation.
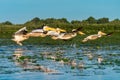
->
[71,66,75,69]
[78,57,83,60]
[114,59,120,66]
[0,45,120,80]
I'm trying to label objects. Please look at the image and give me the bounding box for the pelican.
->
[82,31,107,42]
[12,27,29,46]
[51,27,85,40]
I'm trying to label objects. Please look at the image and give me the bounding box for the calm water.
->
[0,44,120,80]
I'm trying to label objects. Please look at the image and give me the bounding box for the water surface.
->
[0,44,120,80]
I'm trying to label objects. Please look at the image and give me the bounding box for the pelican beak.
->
[101,32,107,35]
[78,31,85,35]
[57,28,66,32]
[60,29,66,32]
[44,26,56,31]
[98,31,107,36]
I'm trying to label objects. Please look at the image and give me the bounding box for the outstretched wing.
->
[31,29,44,33]
[15,27,28,35]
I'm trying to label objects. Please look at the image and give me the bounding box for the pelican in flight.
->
[51,27,85,40]
[12,27,29,46]
[82,31,107,42]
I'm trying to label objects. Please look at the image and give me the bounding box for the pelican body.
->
[27,28,47,37]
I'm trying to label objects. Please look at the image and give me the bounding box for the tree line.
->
[0,16,120,35]
[0,16,120,25]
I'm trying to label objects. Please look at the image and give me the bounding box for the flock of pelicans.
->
[12,25,112,46]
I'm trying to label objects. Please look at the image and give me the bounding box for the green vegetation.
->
[0,16,120,45]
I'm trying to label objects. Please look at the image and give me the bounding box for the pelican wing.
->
[15,27,28,35]
[62,33,73,37]
[31,29,44,33]
[57,33,76,40]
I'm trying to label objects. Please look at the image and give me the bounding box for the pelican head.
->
[72,29,77,32]
[98,31,107,36]
[72,27,85,35]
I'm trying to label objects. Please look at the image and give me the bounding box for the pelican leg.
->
[17,41,23,46]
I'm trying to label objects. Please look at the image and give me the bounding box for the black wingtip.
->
[35,24,46,29]
[72,27,83,32]
[22,30,28,35]
[106,32,114,36]
[76,27,83,31]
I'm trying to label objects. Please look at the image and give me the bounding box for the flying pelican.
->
[82,31,107,42]
[51,27,85,40]
[12,27,29,46]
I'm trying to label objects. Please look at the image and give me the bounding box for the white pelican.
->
[51,27,85,40]
[82,31,107,42]
[12,27,29,46]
